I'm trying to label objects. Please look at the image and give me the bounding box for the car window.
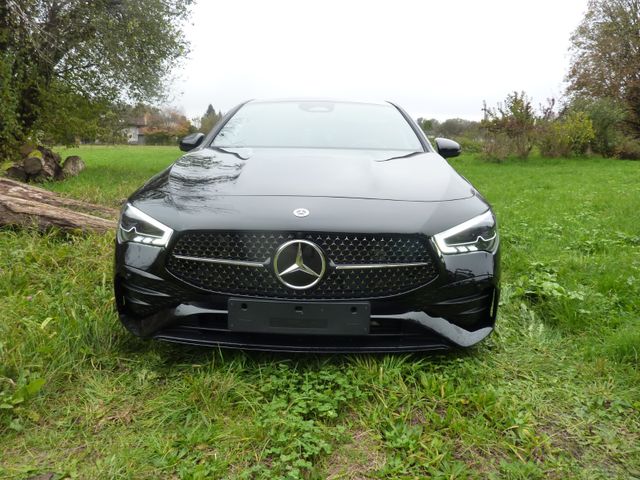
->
[212,101,423,151]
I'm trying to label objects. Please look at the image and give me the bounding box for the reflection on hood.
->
[170,150,247,189]
[135,147,474,208]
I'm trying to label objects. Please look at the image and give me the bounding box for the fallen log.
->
[0,178,118,234]
[0,178,118,219]
[0,193,116,233]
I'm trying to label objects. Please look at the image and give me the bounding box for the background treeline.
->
[418,90,637,161]
[1,0,638,161]
[138,103,223,145]
[420,0,640,161]
[0,99,224,148]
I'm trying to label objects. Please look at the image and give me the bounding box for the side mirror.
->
[435,137,461,158]
[179,132,205,152]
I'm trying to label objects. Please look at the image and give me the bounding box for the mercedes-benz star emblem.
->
[293,208,310,218]
[273,240,326,290]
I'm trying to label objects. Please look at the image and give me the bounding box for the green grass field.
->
[1,145,639,479]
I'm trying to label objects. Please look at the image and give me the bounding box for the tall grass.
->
[1,146,639,479]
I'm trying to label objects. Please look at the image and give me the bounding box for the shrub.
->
[568,97,626,156]
[615,136,640,160]
[481,92,536,160]
[144,131,178,145]
[481,133,513,162]
[538,122,572,158]
[538,112,595,157]
[456,136,483,154]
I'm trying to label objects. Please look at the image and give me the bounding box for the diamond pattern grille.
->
[167,231,439,299]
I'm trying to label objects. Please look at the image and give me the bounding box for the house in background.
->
[124,116,148,144]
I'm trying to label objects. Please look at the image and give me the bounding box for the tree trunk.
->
[23,156,44,175]
[17,150,61,181]
[5,165,27,182]
[0,178,117,218]
[0,178,118,233]
[40,154,61,179]
[61,155,86,178]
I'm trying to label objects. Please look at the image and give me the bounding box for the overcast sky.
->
[170,0,588,122]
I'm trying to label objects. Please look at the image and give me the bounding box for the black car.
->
[114,99,499,352]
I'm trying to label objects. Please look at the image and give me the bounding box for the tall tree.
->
[199,104,223,133]
[566,0,640,134]
[0,0,193,159]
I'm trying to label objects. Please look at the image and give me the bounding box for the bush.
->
[568,97,626,156]
[615,137,640,160]
[481,133,512,162]
[144,131,180,145]
[456,136,483,154]
[538,122,573,158]
[481,92,536,160]
[538,112,595,157]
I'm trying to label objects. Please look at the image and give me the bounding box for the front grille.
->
[166,231,439,299]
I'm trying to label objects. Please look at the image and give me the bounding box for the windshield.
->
[211,101,424,151]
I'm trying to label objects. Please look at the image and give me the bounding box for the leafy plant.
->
[241,364,366,479]
[512,262,584,303]
[0,374,45,432]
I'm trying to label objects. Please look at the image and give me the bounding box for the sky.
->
[170,0,589,123]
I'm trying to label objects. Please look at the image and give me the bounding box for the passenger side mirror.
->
[435,138,461,158]
[179,132,205,152]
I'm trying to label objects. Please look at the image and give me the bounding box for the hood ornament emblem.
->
[273,240,326,290]
[293,208,310,218]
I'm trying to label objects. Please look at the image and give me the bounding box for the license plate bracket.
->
[228,299,370,336]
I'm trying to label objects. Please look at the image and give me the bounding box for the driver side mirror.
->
[435,137,462,158]
[179,132,205,152]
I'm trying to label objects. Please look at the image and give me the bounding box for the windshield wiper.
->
[376,151,423,162]
[209,146,252,160]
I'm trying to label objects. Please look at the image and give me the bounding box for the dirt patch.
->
[325,427,385,479]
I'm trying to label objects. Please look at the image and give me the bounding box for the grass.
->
[1,145,639,479]
[46,145,183,207]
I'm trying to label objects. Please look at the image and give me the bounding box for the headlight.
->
[117,203,173,247]
[433,210,498,254]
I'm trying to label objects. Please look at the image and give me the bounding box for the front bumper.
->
[114,241,499,352]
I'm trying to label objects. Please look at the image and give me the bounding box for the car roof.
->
[247,98,394,107]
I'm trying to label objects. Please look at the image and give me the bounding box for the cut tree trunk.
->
[61,156,86,179]
[4,145,75,183]
[5,165,27,182]
[23,156,44,175]
[0,178,118,233]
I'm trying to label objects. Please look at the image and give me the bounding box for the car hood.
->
[153,147,475,203]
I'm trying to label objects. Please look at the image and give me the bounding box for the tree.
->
[0,0,193,159]
[567,97,627,155]
[437,118,480,139]
[416,117,438,135]
[566,0,640,135]
[143,106,193,145]
[199,104,223,134]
